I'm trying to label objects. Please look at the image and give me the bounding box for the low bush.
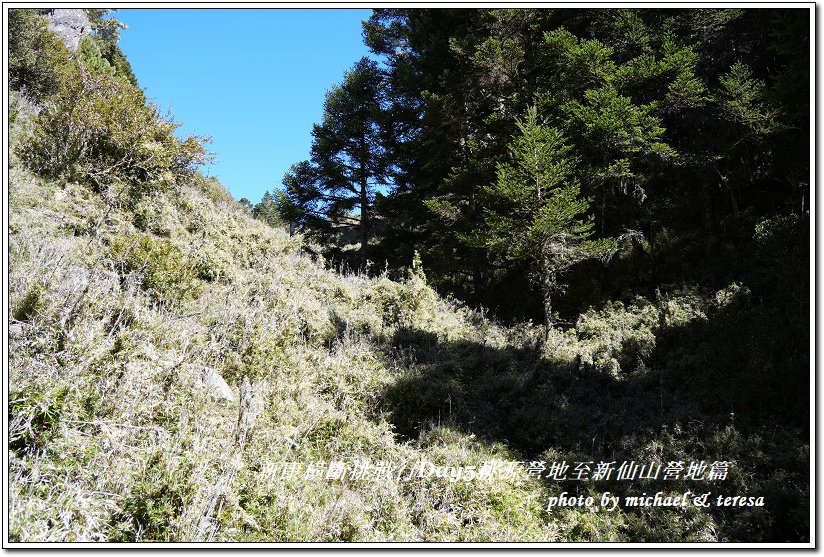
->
[109,451,196,542]
[12,282,46,322]
[110,233,199,306]
[9,385,70,455]
[365,270,437,330]
[573,297,659,375]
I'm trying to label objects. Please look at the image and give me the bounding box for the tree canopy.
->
[266,6,808,334]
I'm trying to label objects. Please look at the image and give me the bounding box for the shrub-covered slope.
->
[7,115,565,541]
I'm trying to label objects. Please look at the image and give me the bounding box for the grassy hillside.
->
[7,112,558,541]
[7,9,809,543]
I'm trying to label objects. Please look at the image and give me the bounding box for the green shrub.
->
[196,175,236,206]
[109,452,195,542]
[754,214,806,256]
[9,385,70,455]
[81,9,139,87]
[17,65,210,197]
[8,9,72,102]
[574,298,659,374]
[132,195,174,237]
[13,282,46,322]
[365,272,436,329]
[657,286,708,328]
[192,248,225,282]
[78,35,117,78]
[714,282,751,311]
[110,233,199,305]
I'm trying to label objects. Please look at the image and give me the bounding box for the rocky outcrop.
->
[42,8,90,51]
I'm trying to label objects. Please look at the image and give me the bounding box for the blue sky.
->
[113,9,374,203]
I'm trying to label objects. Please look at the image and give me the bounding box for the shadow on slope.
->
[377,307,810,542]
[381,325,681,459]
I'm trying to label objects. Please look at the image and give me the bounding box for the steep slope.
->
[9,108,808,543]
[8,113,574,541]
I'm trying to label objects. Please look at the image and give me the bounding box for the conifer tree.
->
[238,197,253,214]
[252,191,281,227]
[484,106,615,335]
[278,57,389,268]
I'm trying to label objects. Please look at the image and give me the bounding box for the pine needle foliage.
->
[485,106,615,332]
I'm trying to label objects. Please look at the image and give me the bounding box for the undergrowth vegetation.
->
[7,9,808,543]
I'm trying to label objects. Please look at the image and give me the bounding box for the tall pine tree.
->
[278,57,389,268]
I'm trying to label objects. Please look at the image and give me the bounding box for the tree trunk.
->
[360,177,369,270]
[541,251,555,340]
[359,128,369,271]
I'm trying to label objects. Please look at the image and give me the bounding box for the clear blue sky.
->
[113,9,374,203]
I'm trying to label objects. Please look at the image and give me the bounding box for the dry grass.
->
[8,121,570,541]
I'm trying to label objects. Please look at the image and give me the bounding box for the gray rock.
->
[42,9,90,51]
[203,367,236,402]
[9,322,25,337]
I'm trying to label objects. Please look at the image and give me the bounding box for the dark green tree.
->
[278,57,389,268]
[252,191,281,227]
[8,9,72,101]
[81,9,139,87]
[364,9,550,309]
[484,106,615,335]
[238,197,253,214]
[355,7,810,324]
